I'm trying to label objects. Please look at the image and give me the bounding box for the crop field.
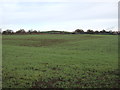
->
[2,34,119,88]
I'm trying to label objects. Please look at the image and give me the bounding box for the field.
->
[2,34,119,88]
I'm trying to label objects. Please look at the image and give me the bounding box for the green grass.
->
[2,34,119,88]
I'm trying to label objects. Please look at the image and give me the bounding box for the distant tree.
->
[100,29,107,34]
[16,29,26,34]
[112,31,118,35]
[86,29,94,34]
[32,30,38,33]
[94,30,99,34]
[2,29,14,35]
[38,30,41,33]
[118,31,120,35]
[0,28,2,34]
[108,30,113,35]
[74,29,84,34]
[27,29,38,34]
[28,29,33,34]
[2,31,7,34]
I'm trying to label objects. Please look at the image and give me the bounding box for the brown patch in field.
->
[2,35,103,41]
[32,78,64,88]
[3,35,104,47]
[20,39,68,47]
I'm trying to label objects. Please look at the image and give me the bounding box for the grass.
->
[2,34,119,88]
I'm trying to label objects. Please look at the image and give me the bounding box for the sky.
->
[0,0,119,32]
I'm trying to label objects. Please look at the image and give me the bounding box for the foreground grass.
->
[2,34,119,88]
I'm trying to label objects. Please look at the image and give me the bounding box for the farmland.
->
[2,34,119,88]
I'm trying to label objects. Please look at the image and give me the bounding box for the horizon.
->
[1,28,118,32]
[0,0,118,32]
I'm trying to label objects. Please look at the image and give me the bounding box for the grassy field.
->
[2,34,119,88]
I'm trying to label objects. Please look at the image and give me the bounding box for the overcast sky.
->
[0,0,119,31]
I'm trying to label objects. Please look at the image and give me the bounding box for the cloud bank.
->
[0,0,118,31]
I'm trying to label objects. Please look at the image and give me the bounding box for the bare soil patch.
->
[20,39,68,47]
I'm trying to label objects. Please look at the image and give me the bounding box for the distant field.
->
[2,34,119,88]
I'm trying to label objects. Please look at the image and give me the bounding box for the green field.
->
[2,34,119,88]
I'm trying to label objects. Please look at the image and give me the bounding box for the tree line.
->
[1,29,120,35]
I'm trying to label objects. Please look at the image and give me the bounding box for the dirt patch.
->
[3,35,104,47]
[31,78,64,88]
[20,39,68,47]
